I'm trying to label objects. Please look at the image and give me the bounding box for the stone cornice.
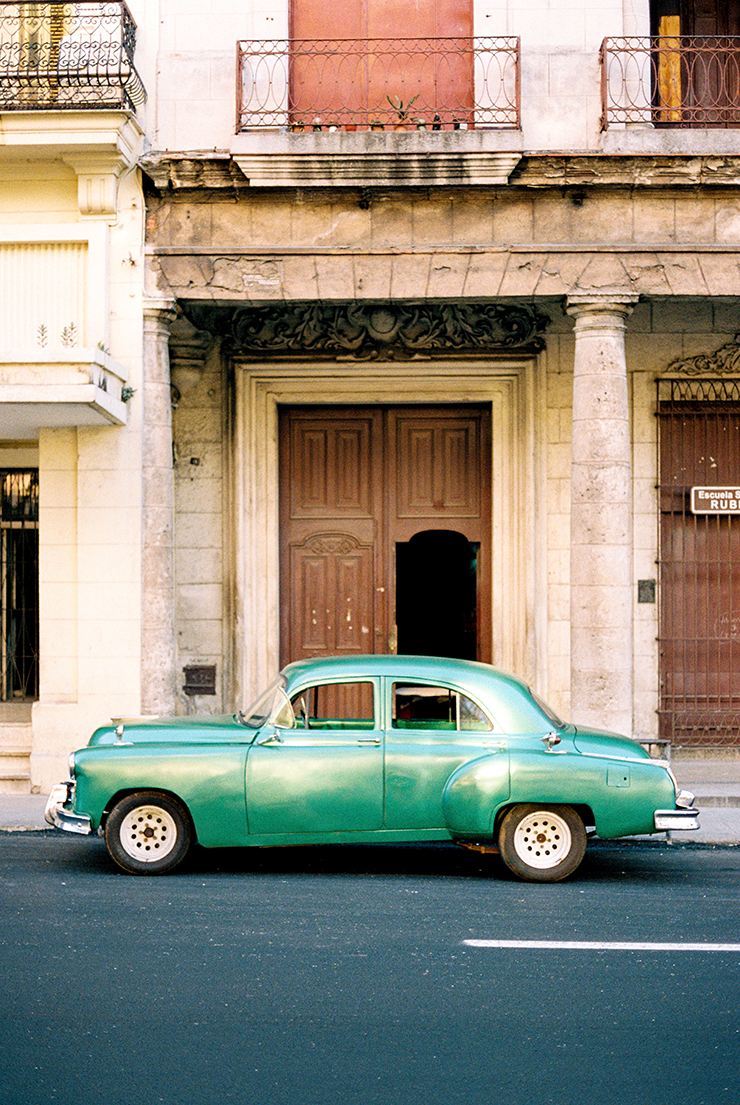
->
[511,154,740,189]
[141,149,740,192]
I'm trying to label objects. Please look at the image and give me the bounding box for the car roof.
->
[281,654,529,695]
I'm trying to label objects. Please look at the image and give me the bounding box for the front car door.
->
[246,678,384,835]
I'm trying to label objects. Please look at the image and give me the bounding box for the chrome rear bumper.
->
[654,790,700,832]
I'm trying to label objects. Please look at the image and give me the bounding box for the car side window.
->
[392,684,493,732]
[290,681,375,730]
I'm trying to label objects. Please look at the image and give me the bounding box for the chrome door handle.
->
[357,737,381,745]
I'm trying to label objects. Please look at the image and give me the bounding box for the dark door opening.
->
[396,529,478,659]
[1,470,39,701]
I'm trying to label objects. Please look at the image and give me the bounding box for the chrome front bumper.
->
[654,789,700,832]
[44,782,92,836]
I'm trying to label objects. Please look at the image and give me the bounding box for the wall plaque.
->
[691,487,740,514]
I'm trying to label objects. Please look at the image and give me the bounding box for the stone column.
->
[142,301,177,715]
[566,296,638,736]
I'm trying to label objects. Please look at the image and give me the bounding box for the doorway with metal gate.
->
[658,378,740,748]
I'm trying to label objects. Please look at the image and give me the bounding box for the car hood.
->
[572,726,651,761]
[89,714,244,746]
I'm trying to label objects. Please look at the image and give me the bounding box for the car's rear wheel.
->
[498,803,586,882]
[105,792,192,875]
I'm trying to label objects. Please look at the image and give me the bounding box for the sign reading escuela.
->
[691,487,740,514]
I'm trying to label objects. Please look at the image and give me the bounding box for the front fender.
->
[442,748,510,838]
[72,744,249,847]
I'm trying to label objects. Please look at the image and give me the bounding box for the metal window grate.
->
[0,470,39,702]
[657,379,740,747]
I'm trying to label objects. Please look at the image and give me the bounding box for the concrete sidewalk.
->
[1,756,739,843]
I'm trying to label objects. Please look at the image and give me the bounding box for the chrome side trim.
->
[654,807,700,831]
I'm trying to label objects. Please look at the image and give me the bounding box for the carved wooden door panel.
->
[279,405,491,666]
[280,408,384,663]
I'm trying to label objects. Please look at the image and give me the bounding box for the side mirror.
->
[541,731,562,752]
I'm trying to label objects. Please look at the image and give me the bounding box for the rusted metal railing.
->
[601,36,740,128]
[0,1,145,111]
[236,37,520,131]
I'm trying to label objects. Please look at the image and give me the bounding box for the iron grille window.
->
[1,470,39,701]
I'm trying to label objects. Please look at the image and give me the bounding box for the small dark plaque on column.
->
[183,664,217,695]
[637,579,656,604]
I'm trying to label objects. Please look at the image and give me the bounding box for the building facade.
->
[2,0,740,792]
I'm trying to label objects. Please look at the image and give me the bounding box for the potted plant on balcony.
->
[387,94,419,130]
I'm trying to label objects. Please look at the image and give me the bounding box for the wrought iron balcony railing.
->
[0,0,145,112]
[601,36,740,128]
[236,37,520,131]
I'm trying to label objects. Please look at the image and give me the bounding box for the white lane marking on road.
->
[464,940,740,952]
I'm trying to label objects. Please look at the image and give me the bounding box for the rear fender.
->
[508,750,677,838]
[442,748,510,838]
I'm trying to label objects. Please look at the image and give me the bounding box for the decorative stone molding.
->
[62,153,128,218]
[168,312,213,396]
[665,333,740,376]
[187,301,550,360]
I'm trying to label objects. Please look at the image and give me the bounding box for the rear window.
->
[392,684,493,732]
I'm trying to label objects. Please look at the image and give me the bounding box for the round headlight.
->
[68,752,76,778]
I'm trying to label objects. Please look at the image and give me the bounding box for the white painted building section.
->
[1,0,739,791]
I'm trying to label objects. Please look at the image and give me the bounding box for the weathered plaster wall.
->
[144,0,643,153]
[172,343,229,715]
[149,182,740,736]
[0,161,148,789]
[148,184,740,305]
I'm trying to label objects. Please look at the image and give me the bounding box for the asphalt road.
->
[1,832,739,1105]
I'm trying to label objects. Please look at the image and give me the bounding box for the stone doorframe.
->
[231,357,544,706]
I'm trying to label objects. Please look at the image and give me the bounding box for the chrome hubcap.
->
[513,811,572,869]
[120,805,177,862]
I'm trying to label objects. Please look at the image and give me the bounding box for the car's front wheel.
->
[498,803,586,882]
[105,792,192,875]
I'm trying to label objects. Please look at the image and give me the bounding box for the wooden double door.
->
[279,405,491,666]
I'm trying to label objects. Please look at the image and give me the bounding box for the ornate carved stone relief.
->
[665,333,740,376]
[186,301,549,360]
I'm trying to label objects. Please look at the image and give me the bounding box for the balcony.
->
[601,36,740,129]
[231,36,521,188]
[236,37,520,132]
[0,0,145,112]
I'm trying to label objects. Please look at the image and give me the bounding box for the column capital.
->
[143,298,177,327]
[566,294,639,324]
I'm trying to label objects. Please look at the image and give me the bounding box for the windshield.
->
[239,676,292,729]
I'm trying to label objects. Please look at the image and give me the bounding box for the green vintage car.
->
[45,655,699,881]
